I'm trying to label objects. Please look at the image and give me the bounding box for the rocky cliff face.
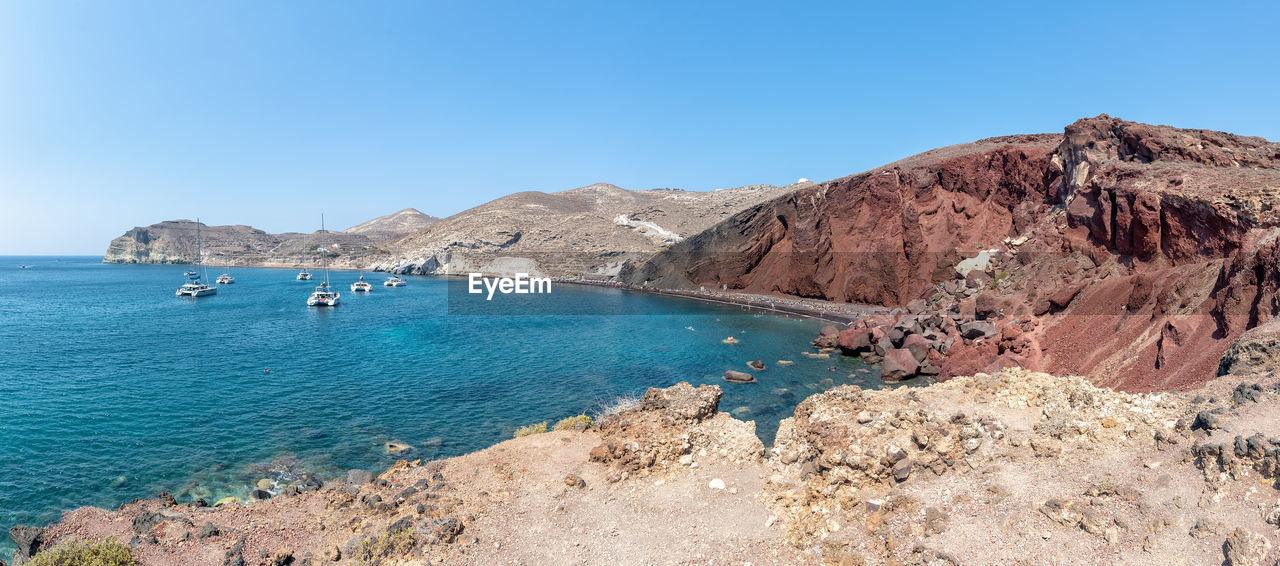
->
[626,116,1280,391]
[372,182,801,277]
[103,220,394,269]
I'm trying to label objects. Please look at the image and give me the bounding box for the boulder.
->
[901,334,931,363]
[960,321,996,340]
[1225,527,1271,566]
[874,337,894,356]
[1219,319,1280,376]
[637,382,722,420]
[819,325,840,337]
[723,370,756,383]
[975,293,999,320]
[837,328,874,355]
[346,469,374,485]
[747,360,765,371]
[892,458,913,482]
[881,349,919,381]
[965,270,992,289]
[905,298,927,314]
[887,327,906,347]
[8,525,41,560]
[250,489,272,500]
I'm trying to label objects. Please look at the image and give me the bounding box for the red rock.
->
[901,334,931,363]
[881,349,919,381]
[837,328,874,355]
[631,115,1280,391]
[1001,324,1023,341]
[965,271,992,290]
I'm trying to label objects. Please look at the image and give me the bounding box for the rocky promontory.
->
[102,209,438,269]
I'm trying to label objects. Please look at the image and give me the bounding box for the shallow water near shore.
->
[0,256,901,550]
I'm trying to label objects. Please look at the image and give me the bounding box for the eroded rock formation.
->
[626,116,1280,391]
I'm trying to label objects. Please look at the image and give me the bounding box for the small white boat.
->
[307,281,340,306]
[176,281,217,297]
[306,214,339,307]
[384,276,407,287]
[296,270,311,281]
[351,274,373,293]
[216,272,235,284]
[177,219,217,298]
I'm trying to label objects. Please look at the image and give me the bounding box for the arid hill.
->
[625,116,1280,391]
[372,182,803,277]
[343,208,439,243]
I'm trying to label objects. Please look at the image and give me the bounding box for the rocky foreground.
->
[16,362,1280,565]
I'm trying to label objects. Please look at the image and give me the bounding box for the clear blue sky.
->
[1,1,1276,254]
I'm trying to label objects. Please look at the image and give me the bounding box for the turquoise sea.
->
[0,256,890,552]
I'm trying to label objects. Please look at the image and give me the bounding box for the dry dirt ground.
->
[25,368,1280,566]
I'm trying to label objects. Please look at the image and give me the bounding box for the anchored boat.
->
[384,276,407,287]
[351,273,373,293]
[307,215,340,307]
[176,219,217,298]
[216,264,235,284]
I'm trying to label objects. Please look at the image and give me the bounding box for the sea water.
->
[0,256,896,550]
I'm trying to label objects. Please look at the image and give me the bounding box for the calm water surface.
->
[0,256,894,550]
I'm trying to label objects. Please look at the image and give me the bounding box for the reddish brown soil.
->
[626,116,1280,391]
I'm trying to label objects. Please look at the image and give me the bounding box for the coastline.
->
[553,277,878,325]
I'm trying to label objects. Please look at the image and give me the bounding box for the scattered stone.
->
[564,474,586,488]
[347,469,374,485]
[385,440,413,455]
[422,517,462,545]
[157,491,178,506]
[1192,411,1220,431]
[723,370,756,383]
[198,523,222,539]
[708,479,726,490]
[1190,517,1223,539]
[132,512,165,535]
[747,360,765,370]
[270,549,294,566]
[892,458,913,482]
[1232,383,1264,406]
[924,506,948,534]
[251,489,272,500]
[1224,527,1271,566]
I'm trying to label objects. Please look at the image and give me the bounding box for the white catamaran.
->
[176,219,217,298]
[351,273,372,293]
[216,263,235,285]
[384,275,407,287]
[296,240,312,281]
[307,215,340,307]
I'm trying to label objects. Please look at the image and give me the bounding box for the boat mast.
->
[320,214,329,286]
[197,218,207,282]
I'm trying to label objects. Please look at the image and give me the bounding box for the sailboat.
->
[296,236,312,281]
[384,275,407,287]
[176,219,217,297]
[351,273,372,293]
[307,215,340,307]
[216,262,235,284]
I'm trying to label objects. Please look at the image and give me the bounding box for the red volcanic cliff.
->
[625,116,1280,391]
